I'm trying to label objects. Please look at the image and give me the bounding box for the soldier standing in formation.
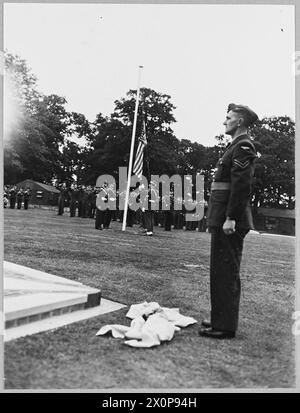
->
[95,187,103,230]
[16,187,24,209]
[199,103,258,339]
[141,181,159,236]
[3,186,9,208]
[86,186,94,219]
[95,182,115,230]
[81,186,89,218]
[69,184,78,217]
[162,188,174,231]
[9,186,16,209]
[77,186,83,217]
[57,183,68,216]
[103,183,116,229]
[23,187,31,210]
[91,188,97,219]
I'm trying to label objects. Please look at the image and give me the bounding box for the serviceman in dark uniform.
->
[81,186,89,218]
[197,202,208,232]
[162,188,174,231]
[126,189,136,227]
[9,186,16,209]
[23,187,31,210]
[16,187,24,209]
[103,183,116,229]
[86,186,94,218]
[173,195,184,229]
[77,185,83,217]
[69,183,78,217]
[142,181,159,236]
[199,103,258,339]
[4,186,9,208]
[57,183,67,215]
[91,187,97,219]
[95,186,103,230]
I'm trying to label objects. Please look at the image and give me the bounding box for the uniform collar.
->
[231,133,249,145]
[223,133,249,154]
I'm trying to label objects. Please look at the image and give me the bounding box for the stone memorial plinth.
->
[4,261,102,329]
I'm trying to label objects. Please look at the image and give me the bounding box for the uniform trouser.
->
[198,218,207,232]
[78,201,83,217]
[126,208,134,227]
[58,199,64,215]
[17,200,22,209]
[164,211,172,231]
[70,201,77,217]
[10,199,15,209]
[103,209,112,228]
[174,212,183,229]
[81,201,88,218]
[95,209,103,229]
[91,205,96,219]
[87,202,93,218]
[24,200,29,210]
[143,210,154,232]
[210,227,249,332]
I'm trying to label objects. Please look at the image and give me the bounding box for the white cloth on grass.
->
[125,301,161,320]
[96,324,129,339]
[96,301,197,348]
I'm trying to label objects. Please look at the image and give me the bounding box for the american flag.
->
[133,121,147,178]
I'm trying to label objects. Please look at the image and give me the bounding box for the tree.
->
[4,51,41,114]
[4,52,81,185]
[60,141,88,185]
[4,115,54,183]
[250,116,295,209]
[83,116,132,184]
[113,87,176,133]
[113,87,179,178]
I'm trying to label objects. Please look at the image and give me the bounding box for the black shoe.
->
[198,327,235,339]
[201,320,211,328]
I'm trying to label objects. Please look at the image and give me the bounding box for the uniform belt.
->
[211,181,231,191]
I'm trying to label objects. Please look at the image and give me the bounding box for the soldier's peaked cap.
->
[227,103,259,127]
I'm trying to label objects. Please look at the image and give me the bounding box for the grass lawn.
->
[4,208,295,389]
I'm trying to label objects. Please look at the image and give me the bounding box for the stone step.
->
[4,261,101,329]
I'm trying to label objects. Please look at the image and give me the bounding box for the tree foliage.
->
[250,116,295,209]
[4,52,91,185]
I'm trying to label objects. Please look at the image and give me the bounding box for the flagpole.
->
[122,65,143,231]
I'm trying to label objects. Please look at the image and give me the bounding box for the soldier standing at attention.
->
[77,185,83,217]
[162,188,174,231]
[199,103,258,339]
[4,186,9,208]
[95,183,109,230]
[57,183,67,216]
[95,187,103,230]
[81,186,88,218]
[86,186,94,219]
[91,187,97,219]
[23,187,31,210]
[69,183,77,217]
[103,183,116,229]
[16,187,24,209]
[9,186,16,209]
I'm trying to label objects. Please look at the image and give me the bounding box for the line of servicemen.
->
[57,182,208,235]
[3,185,31,210]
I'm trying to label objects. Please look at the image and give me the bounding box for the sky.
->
[4,3,295,147]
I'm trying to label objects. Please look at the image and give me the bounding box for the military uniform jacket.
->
[207,134,257,229]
